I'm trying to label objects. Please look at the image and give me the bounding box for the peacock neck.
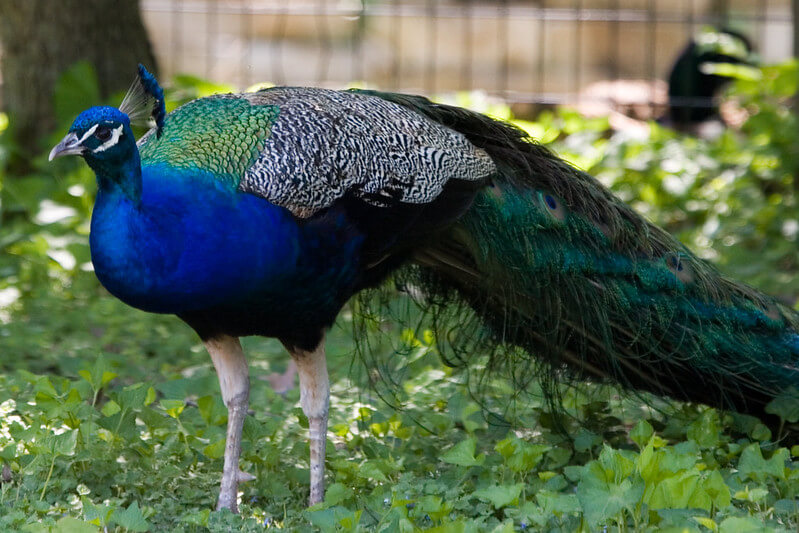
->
[88,149,143,204]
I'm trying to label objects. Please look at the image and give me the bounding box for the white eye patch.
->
[92,124,124,153]
[77,124,99,144]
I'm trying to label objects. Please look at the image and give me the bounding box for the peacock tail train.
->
[355,90,799,425]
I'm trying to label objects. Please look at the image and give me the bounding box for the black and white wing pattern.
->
[239,88,496,217]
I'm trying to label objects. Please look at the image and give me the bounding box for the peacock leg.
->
[205,335,252,513]
[287,339,329,506]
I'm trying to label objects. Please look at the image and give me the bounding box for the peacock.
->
[50,65,799,512]
[666,27,753,128]
[575,27,754,135]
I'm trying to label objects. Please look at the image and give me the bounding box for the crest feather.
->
[119,64,165,138]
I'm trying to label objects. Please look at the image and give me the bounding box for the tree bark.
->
[0,0,157,164]
[794,0,799,58]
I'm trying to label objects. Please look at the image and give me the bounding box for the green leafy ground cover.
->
[0,62,798,531]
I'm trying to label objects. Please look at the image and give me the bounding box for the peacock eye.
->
[666,253,694,283]
[94,126,112,142]
[537,191,567,221]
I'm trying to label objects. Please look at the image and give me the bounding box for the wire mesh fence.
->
[142,0,793,109]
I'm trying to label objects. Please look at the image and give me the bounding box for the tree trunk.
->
[794,0,799,58]
[794,0,798,192]
[0,0,157,165]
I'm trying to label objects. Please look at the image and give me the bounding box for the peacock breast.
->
[89,167,307,316]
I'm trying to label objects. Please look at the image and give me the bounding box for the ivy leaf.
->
[198,395,227,426]
[115,383,149,411]
[52,516,97,533]
[703,470,731,509]
[52,429,78,457]
[536,490,580,515]
[577,458,645,525]
[440,438,485,467]
[160,399,185,419]
[694,516,718,532]
[78,356,117,396]
[357,461,387,483]
[737,444,788,481]
[574,428,601,453]
[718,516,771,533]
[203,439,226,460]
[111,501,150,532]
[687,410,721,448]
[765,387,799,423]
[473,483,524,509]
[630,420,653,448]
[324,483,353,506]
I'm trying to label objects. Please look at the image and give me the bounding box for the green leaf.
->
[774,498,799,515]
[53,429,78,456]
[473,483,524,508]
[337,509,362,530]
[111,501,150,532]
[357,461,388,482]
[687,410,721,448]
[198,395,227,426]
[630,420,654,448]
[703,469,731,509]
[577,451,645,526]
[54,61,101,127]
[101,400,121,417]
[734,486,769,502]
[490,521,515,533]
[160,399,185,419]
[180,509,210,527]
[116,383,149,411]
[323,482,353,506]
[536,490,580,515]
[718,516,772,533]
[203,439,226,460]
[694,516,718,532]
[648,471,708,511]
[0,443,16,461]
[440,438,485,467]
[574,428,601,453]
[52,517,98,533]
[144,387,156,406]
[78,356,117,394]
[765,387,799,423]
[82,499,114,528]
[737,444,788,481]
[98,410,138,441]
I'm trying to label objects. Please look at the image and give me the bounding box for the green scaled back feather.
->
[138,95,279,186]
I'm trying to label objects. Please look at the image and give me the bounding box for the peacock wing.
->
[138,88,496,217]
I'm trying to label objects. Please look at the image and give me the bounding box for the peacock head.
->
[49,106,136,168]
[49,65,164,195]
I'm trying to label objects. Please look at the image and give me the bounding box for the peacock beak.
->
[48,132,86,161]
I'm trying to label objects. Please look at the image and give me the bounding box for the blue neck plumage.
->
[87,146,143,203]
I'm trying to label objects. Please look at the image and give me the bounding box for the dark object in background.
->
[572,28,754,136]
[667,28,754,128]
